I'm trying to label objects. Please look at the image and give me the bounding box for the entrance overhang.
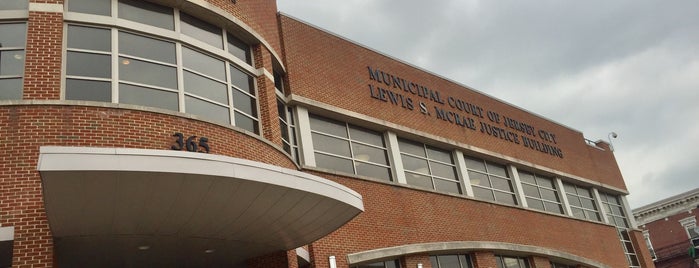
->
[38,147,363,267]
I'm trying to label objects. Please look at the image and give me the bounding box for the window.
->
[0,22,26,100]
[465,156,517,205]
[519,171,563,214]
[65,0,258,133]
[118,0,174,30]
[430,254,472,268]
[67,0,110,16]
[0,0,28,10]
[310,115,391,181]
[618,229,640,268]
[352,260,400,268]
[550,263,575,268]
[598,193,639,268]
[278,99,298,160]
[642,230,656,260]
[496,256,529,268]
[563,183,601,221]
[680,216,697,238]
[399,139,460,194]
[600,192,629,228]
[275,71,297,160]
[680,216,699,247]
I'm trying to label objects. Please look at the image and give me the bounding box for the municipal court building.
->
[0,0,654,267]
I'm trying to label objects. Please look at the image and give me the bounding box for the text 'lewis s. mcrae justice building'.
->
[0,0,654,267]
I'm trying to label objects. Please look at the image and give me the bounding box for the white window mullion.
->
[60,23,68,100]
[111,0,117,17]
[454,151,473,197]
[111,28,118,103]
[386,132,405,184]
[175,42,186,113]
[508,165,527,208]
[556,178,573,216]
[295,106,315,167]
[592,188,609,224]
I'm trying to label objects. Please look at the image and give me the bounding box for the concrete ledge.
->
[0,227,13,242]
[346,241,610,268]
[29,3,63,13]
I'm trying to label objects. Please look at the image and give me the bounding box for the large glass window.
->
[430,254,472,268]
[600,192,629,228]
[0,22,27,100]
[599,192,640,268]
[563,183,601,221]
[67,0,110,16]
[278,99,298,160]
[228,34,251,64]
[64,0,258,133]
[496,256,529,268]
[0,0,28,10]
[310,115,391,181]
[519,171,563,214]
[399,139,460,194]
[181,12,223,49]
[465,156,517,205]
[618,229,640,268]
[118,0,174,30]
[642,230,656,260]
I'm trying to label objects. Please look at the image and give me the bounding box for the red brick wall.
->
[472,252,497,268]
[640,208,696,267]
[642,208,695,250]
[306,174,629,268]
[629,230,656,268]
[204,0,282,57]
[403,253,431,268]
[254,44,283,144]
[529,256,551,268]
[23,9,62,100]
[0,105,296,267]
[279,15,626,190]
[248,250,298,268]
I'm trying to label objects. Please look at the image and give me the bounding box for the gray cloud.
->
[278,0,699,207]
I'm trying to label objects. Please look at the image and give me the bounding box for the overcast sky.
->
[277,0,699,208]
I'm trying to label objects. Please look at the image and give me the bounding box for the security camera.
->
[610,132,618,139]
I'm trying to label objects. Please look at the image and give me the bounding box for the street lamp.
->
[608,132,618,152]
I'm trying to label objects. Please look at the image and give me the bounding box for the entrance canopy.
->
[38,147,363,267]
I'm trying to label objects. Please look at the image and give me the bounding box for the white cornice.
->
[633,188,699,225]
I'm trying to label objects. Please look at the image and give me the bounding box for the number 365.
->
[171,133,210,153]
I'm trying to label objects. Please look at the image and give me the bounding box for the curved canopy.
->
[38,147,363,267]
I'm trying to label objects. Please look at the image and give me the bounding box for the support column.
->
[528,256,551,268]
[403,253,432,268]
[472,251,496,268]
[23,2,64,100]
[253,44,283,145]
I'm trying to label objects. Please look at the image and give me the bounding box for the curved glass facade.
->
[64,0,259,133]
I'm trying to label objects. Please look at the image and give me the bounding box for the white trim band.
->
[29,3,64,13]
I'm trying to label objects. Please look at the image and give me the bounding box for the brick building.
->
[0,0,654,267]
[633,188,699,268]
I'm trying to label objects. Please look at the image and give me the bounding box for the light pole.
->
[608,132,618,152]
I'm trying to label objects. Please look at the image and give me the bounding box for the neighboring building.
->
[0,0,654,267]
[633,188,699,268]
